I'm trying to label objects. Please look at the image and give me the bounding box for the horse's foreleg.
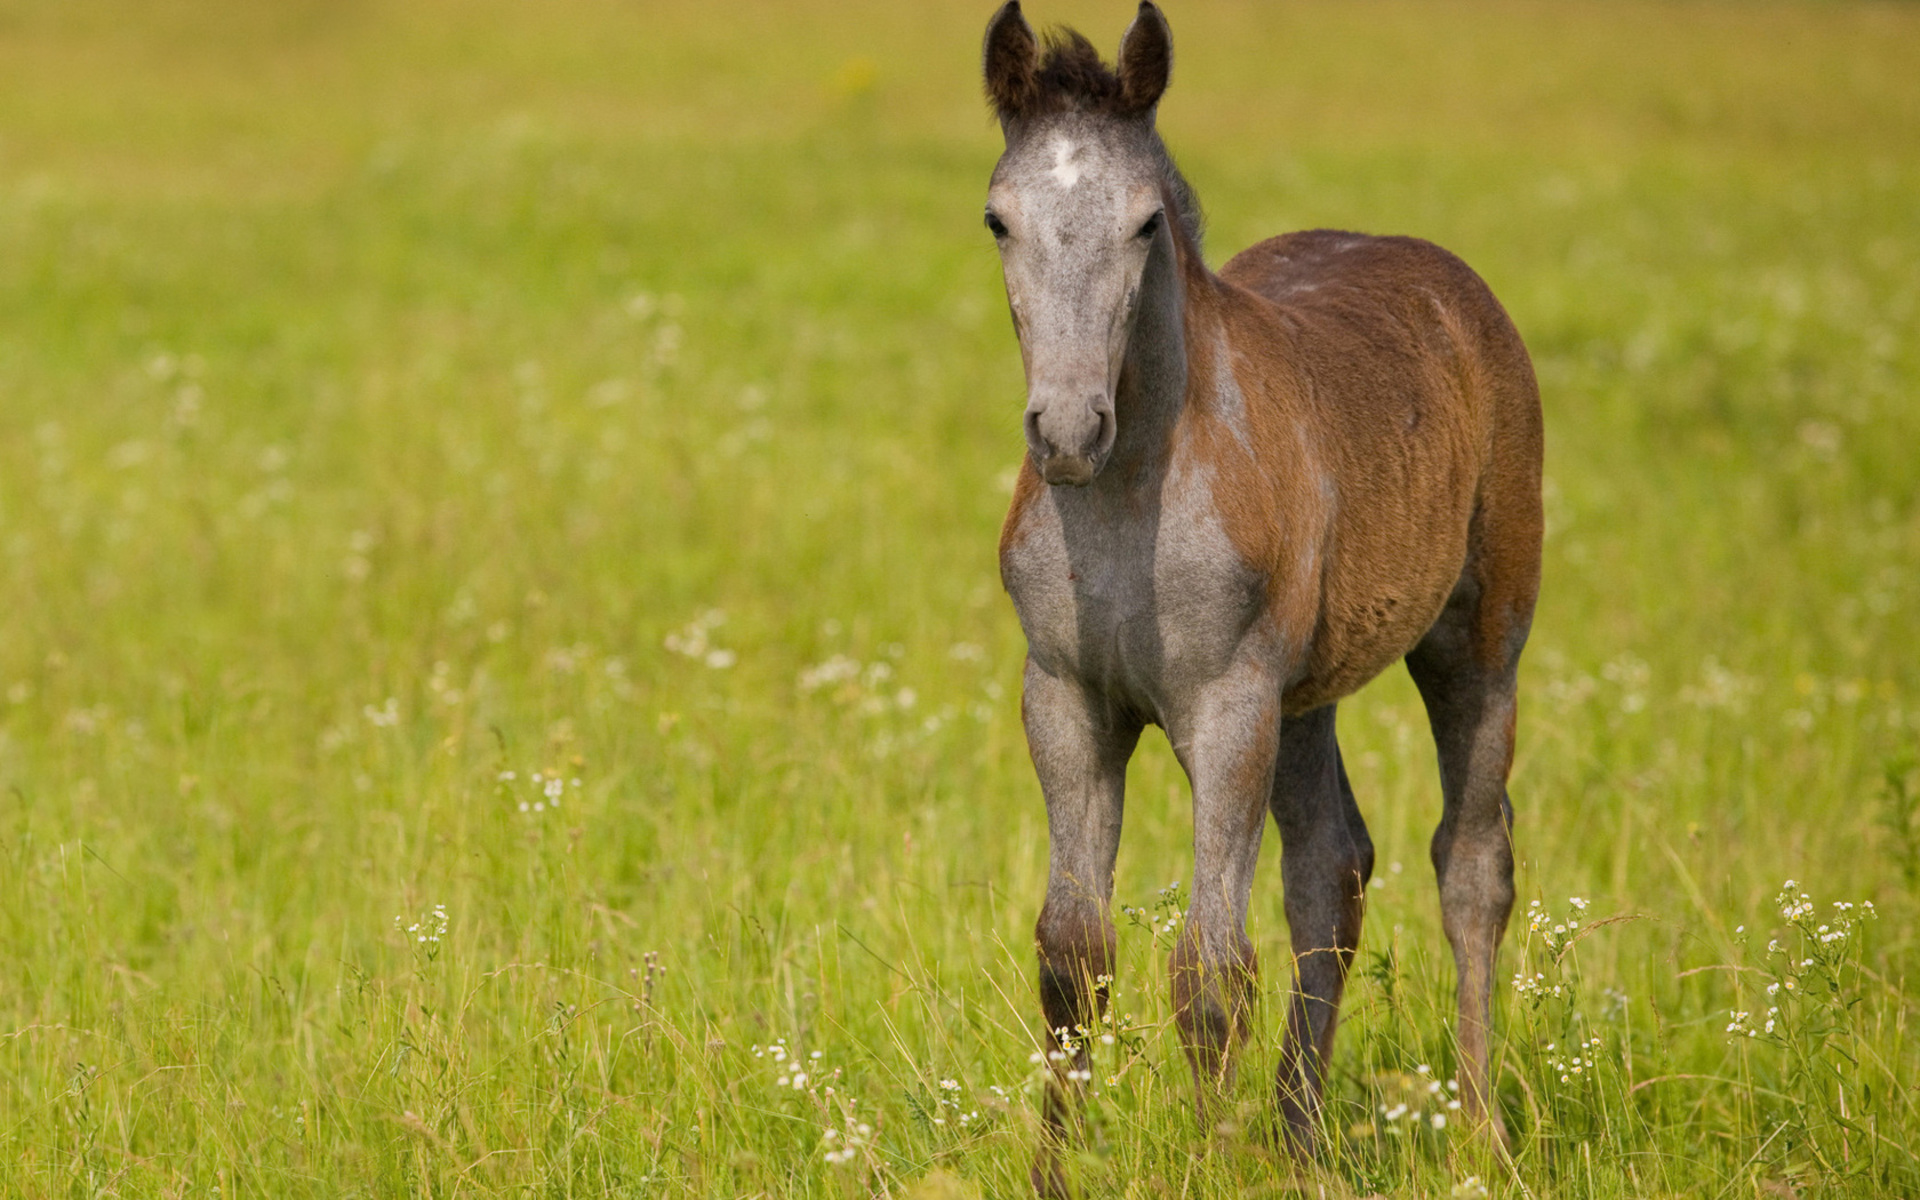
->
[1024,658,1139,1198]
[1168,665,1282,1116]
[1269,703,1373,1150]
[1409,601,1524,1147]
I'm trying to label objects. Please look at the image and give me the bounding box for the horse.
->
[980,2,1543,1189]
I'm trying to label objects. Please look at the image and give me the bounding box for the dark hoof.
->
[1030,1149,1072,1199]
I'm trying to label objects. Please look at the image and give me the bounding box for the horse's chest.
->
[1002,485,1265,704]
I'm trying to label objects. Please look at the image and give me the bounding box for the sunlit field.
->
[2,0,1918,1195]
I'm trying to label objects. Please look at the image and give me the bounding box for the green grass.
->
[2,0,1919,1194]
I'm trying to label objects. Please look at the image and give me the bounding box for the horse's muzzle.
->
[1025,394,1115,487]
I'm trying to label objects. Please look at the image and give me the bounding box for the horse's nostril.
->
[1024,408,1051,458]
[1095,406,1116,453]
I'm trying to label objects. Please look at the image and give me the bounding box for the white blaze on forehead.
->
[1048,136,1082,189]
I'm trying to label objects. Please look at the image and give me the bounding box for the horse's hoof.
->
[1030,1151,1072,1199]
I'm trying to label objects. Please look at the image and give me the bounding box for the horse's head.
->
[982,1,1176,487]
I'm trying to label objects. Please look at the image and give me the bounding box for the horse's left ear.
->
[983,1,1040,124]
[1117,2,1172,117]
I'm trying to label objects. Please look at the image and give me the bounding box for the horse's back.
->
[1219,229,1544,702]
[1220,229,1532,403]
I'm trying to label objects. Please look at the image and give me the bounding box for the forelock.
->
[988,24,1171,126]
[1031,30,1129,117]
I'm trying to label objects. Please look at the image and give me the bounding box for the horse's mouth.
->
[1038,453,1102,487]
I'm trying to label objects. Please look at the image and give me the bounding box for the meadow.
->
[2,0,1918,1195]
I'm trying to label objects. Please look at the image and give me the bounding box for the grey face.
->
[988,115,1167,486]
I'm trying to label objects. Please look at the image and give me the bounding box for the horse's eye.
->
[1136,211,1164,240]
[984,210,1009,239]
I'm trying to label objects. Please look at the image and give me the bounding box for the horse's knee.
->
[1035,899,1113,1030]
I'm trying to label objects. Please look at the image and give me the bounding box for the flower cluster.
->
[1525,895,1589,955]
[751,1039,819,1089]
[1032,1038,1096,1085]
[664,610,735,670]
[1546,1036,1606,1083]
[1772,881,1873,965]
[1726,1009,1767,1038]
[749,1038,853,1109]
[1678,656,1756,712]
[1727,880,1876,1046]
[1511,970,1565,1000]
[426,660,466,707]
[1512,896,1593,1002]
[796,654,918,715]
[1372,1065,1461,1134]
[930,1078,981,1127]
[394,903,448,961]
[1121,881,1187,940]
[797,654,862,692]
[1026,986,1143,1093]
[821,1118,873,1166]
[497,768,580,815]
[1777,881,1816,922]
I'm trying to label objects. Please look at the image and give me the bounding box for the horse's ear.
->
[983,1,1039,124]
[1116,2,1172,117]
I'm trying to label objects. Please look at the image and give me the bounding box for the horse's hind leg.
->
[1270,703,1374,1149]
[1406,555,1537,1145]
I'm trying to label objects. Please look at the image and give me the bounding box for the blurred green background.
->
[1,1,1917,1195]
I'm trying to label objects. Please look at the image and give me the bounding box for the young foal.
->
[982,2,1542,1187]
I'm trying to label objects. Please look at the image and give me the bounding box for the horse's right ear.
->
[983,1,1039,124]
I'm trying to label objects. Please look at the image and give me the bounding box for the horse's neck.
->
[1106,233,1202,483]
